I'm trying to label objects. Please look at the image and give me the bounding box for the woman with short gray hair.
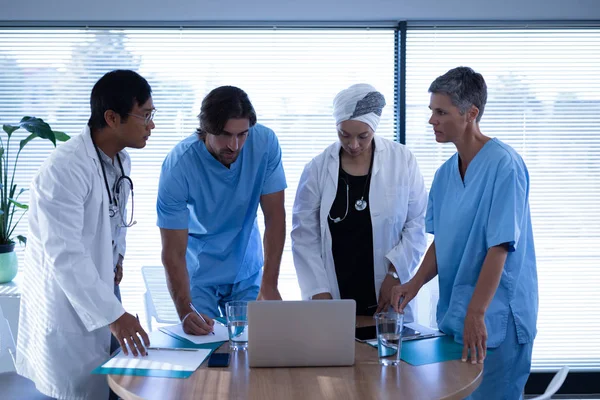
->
[392,67,538,399]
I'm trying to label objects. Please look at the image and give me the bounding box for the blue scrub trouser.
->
[191,270,263,318]
[465,312,534,400]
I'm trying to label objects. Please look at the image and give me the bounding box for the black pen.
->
[403,333,437,341]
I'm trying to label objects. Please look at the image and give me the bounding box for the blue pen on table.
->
[189,302,215,335]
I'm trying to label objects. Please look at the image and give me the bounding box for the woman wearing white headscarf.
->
[291,84,428,319]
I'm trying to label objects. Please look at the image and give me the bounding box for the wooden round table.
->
[108,341,482,400]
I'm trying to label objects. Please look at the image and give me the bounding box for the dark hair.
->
[88,70,152,130]
[428,66,487,122]
[196,86,257,137]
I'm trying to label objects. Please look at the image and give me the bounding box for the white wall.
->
[1,0,599,22]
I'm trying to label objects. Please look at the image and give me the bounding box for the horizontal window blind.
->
[405,28,600,371]
[0,28,396,325]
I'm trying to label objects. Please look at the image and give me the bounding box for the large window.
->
[1,25,599,375]
[0,27,396,320]
[405,28,600,371]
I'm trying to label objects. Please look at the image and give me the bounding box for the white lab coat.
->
[16,126,128,400]
[291,135,427,322]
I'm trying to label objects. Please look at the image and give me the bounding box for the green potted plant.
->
[0,117,70,283]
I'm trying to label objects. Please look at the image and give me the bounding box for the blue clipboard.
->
[92,361,195,379]
[400,335,465,365]
[92,329,225,378]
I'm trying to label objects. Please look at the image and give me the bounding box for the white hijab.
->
[333,83,386,132]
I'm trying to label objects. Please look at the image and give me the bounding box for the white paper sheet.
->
[102,348,211,371]
[160,322,229,345]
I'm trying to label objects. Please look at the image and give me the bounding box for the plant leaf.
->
[19,116,56,146]
[2,124,19,137]
[0,146,4,158]
[53,131,71,142]
[15,187,26,199]
[16,235,26,246]
[9,198,28,210]
[20,133,37,151]
[0,210,4,215]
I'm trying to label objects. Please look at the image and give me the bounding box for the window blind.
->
[0,27,396,324]
[405,28,600,371]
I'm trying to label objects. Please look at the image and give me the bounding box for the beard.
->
[217,150,239,166]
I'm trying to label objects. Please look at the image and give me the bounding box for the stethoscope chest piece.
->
[355,198,367,211]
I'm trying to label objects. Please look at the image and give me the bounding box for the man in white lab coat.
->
[16,70,153,400]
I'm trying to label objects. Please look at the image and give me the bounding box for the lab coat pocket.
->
[40,291,93,335]
[384,186,409,222]
[47,328,111,381]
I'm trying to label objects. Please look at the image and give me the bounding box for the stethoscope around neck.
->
[328,145,375,224]
[92,139,137,228]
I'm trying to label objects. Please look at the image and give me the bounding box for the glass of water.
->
[225,301,248,351]
[374,311,404,366]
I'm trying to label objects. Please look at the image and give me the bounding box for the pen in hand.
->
[189,302,215,335]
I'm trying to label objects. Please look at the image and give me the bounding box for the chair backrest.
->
[0,304,16,367]
[141,266,179,329]
[529,366,570,400]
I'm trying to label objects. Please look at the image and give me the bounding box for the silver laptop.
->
[247,300,356,367]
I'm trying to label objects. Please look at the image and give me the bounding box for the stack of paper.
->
[160,322,229,345]
[94,347,211,378]
[104,348,211,371]
[93,327,228,378]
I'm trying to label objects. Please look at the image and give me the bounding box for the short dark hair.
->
[196,86,257,137]
[88,70,152,130]
[428,66,487,122]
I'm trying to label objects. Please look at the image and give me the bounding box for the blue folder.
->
[368,335,491,366]
[92,329,226,378]
[400,335,465,365]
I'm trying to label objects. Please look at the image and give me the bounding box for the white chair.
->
[141,266,179,330]
[0,305,54,400]
[528,366,570,400]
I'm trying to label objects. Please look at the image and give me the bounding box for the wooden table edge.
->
[107,359,484,400]
[440,362,484,400]
[108,374,145,400]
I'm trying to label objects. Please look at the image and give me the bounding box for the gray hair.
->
[428,67,487,122]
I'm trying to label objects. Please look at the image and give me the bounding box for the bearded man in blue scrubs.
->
[157,86,287,335]
[392,67,538,399]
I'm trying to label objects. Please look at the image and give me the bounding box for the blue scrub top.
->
[157,123,287,287]
[427,138,538,348]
